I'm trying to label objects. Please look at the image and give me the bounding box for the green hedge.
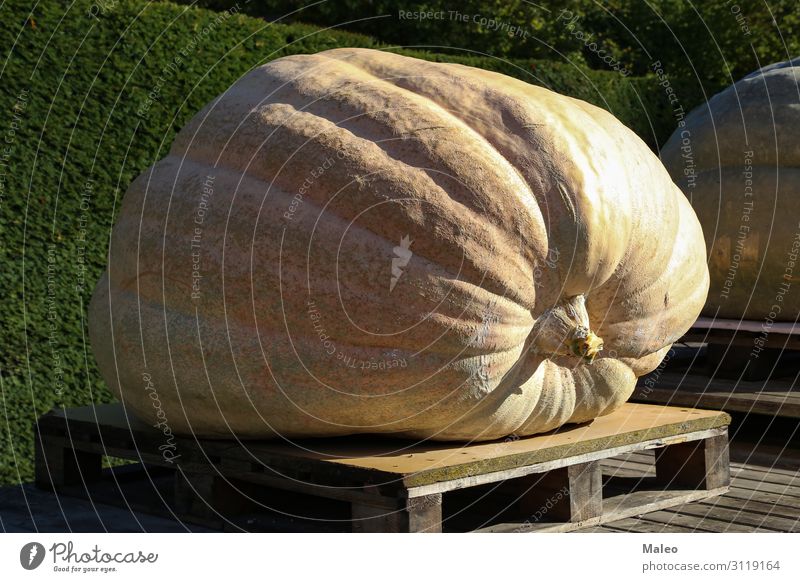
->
[179,0,800,125]
[0,0,672,485]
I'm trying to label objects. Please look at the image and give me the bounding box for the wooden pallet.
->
[687,317,800,347]
[683,317,800,381]
[34,402,731,533]
[633,344,800,418]
[633,370,800,418]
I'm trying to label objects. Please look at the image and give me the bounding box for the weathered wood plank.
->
[573,525,620,533]
[730,463,800,478]
[668,502,799,532]
[683,319,800,351]
[602,466,654,479]
[568,462,603,522]
[691,317,800,335]
[632,372,800,417]
[698,496,800,520]
[634,510,757,533]
[729,441,800,471]
[730,467,800,487]
[600,517,700,533]
[619,450,656,462]
[722,487,800,511]
[728,479,800,499]
[605,456,654,467]
[601,467,650,479]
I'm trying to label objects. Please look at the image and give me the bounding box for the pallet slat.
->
[634,510,756,533]
[600,517,701,533]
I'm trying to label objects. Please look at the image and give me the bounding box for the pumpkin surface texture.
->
[89,48,709,441]
[661,57,800,321]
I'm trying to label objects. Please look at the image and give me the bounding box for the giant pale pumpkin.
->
[89,48,708,441]
[661,58,800,321]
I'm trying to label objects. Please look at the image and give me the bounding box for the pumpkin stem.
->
[530,295,604,364]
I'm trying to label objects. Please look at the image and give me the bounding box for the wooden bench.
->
[631,318,800,418]
[684,316,800,382]
[34,402,730,532]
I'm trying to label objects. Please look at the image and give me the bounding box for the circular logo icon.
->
[20,542,46,570]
